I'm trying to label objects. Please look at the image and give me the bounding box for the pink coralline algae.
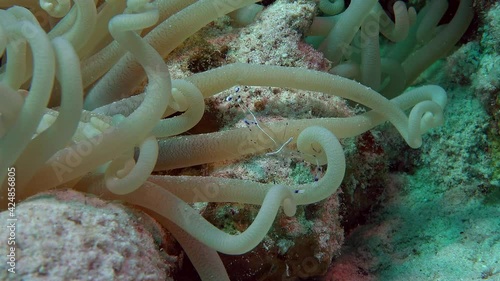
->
[0,190,177,281]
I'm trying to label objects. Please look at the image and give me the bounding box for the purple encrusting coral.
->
[0,190,177,280]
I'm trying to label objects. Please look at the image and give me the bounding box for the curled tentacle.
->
[83,178,297,255]
[152,80,205,138]
[319,0,345,16]
[105,136,158,195]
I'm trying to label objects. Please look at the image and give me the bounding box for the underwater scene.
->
[0,0,498,280]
